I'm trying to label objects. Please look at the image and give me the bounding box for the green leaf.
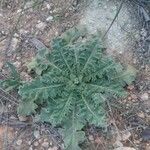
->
[19,77,63,100]
[121,65,137,85]
[61,26,87,45]
[17,100,38,115]
[6,62,20,79]
[62,110,85,150]
[0,62,21,91]
[81,94,106,126]
[88,83,127,98]
[27,58,38,72]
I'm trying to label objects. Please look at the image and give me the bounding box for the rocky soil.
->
[0,0,149,150]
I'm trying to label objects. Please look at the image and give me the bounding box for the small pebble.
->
[141,93,149,101]
[48,147,58,150]
[18,115,28,122]
[34,141,39,147]
[46,16,53,22]
[28,141,32,145]
[38,139,42,143]
[137,112,145,118]
[49,141,53,146]
[42,141,49,148]
[36,22,46,30]
[88,135,94,141]
[44,138,48,142]
[16,139,22,146]
[8,104,11,108]
[121,131,131,141]
[65,13,69,17]
[131,94,137,100]
[11,38,19,51]
[10,115,17,120]
[19,29,28,34]
[14,33,19,38]
[127,85,134,91]
[17,9,22,13]
[128,96,132,101]
[34,130,40,139]
[29,146,33,150]
[46,4,51,9]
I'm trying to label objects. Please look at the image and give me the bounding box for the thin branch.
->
[102,0,125,40]
[0,88,19,105]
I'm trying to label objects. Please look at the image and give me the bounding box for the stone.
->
[48,147,58,150]
[127,85,134,91]
[29,146,33,150]
[137,112,145,118]
[8,104,11,108]
[44,138,48,142]
[131,94,137,100]
[10,115,17,120]
[17,9,22,13]
[42,141,49,148]
[117,131,131,142]
[11,38,19,51]
[121,131,131,141]
[18,115,28,122]
[65,13,69,17]
[46,16,53,22]
[88,135,94,141]
[19,29,28,34]
[38,139,42,143]
[33,130,40,139]
[141,93,149,101]
[49,141,53,146]
[28,141,32,145]
[128,96,132,101]
[14,33,19,38]
[36,22,46,30]
[46,4,51,9]
[34,141,39,147]
[16,139,22,146]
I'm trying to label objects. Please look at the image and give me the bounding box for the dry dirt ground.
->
[0,0,150,150]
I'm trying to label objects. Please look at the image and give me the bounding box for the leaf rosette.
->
[16,26,136,149]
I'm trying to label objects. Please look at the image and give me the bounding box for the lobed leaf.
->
[7,26,136,150]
